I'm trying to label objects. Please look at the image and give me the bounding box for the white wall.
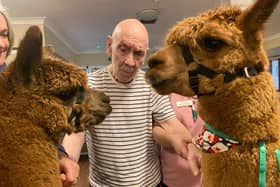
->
[264,34,280,59]
[74,53,110,67]
[6,21,45,64]
[44,26,76,62]
[8,17,280,67]
[264,36,280,53]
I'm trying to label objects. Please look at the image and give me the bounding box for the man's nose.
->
[124,52,136,66]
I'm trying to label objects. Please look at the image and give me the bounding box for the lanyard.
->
[191,104,197,122]
[259,141,266,187]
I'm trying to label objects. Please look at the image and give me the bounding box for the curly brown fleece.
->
[0,26,111,186]
[145,0,280,186]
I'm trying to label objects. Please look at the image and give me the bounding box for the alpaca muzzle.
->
[67,90,85,128]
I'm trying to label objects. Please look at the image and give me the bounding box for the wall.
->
[44,26,76,62]
[73,49,157,68]
[8,17,279,68]
[264,34,280,51]
[6,19,45,64]
[266,47,280,60]
[7,18,78,65]
[8,17,110,67]
[12,24,45,47]
[74,52,110,67]
[264,34,280,59]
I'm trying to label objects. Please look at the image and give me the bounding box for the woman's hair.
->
[0,11,14,56]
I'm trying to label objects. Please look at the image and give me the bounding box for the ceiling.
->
[2,0,280,54]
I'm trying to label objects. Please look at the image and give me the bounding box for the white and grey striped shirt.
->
[86,66,175,187]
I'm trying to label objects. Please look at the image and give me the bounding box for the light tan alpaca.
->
[0,26,111,186]
[145,0,280,186]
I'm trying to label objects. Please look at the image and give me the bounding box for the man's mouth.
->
[122,66,135,73]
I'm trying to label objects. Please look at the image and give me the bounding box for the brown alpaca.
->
[0,26,111,186]
[146,0,280,186]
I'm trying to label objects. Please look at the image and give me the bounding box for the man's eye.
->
[119,47,129,53]
[120,48,127,52]
[134,51,145,57]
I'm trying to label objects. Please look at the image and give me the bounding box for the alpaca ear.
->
[14,25,43,85]
[237,0,279,35]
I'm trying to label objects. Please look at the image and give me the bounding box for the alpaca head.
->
[2,26,111,137]
[145,0,279,97]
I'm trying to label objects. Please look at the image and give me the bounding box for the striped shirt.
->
[86,66,175,187]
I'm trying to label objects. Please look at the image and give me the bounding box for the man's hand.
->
[187,143,202,176]
[152,117,202,176]
[59,157,80,187]
[152,117,192,159]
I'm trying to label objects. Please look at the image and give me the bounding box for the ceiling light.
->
[136,9,160,24]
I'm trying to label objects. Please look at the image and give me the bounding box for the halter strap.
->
[188,64,260,96]
[224,66,259,83]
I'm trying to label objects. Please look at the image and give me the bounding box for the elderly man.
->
[60,19,200,187]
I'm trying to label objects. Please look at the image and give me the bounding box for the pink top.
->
[161,93,204,187]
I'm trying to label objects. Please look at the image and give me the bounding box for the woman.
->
[160,93,204,187]
[0,9,14,71]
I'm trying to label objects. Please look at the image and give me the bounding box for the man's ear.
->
[106,35,113,57]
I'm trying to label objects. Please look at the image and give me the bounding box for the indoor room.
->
[1,0,280,186]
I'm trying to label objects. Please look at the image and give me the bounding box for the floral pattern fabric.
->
[192,126,240,153]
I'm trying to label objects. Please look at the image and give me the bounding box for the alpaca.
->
[145,0,280,186]
[0,26,111,186]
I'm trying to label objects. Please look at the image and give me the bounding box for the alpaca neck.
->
[198,72,280,144]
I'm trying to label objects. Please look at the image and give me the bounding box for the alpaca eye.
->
[56,87,81,102]
[203,37,226,51]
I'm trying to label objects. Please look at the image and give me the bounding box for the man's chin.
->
[119,72,136,82]
[118,76,134,83]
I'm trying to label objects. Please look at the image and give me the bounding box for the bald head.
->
[112,19,149,49]
[106,19,149,84]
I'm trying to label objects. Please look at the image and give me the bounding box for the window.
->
[270,58,280,91]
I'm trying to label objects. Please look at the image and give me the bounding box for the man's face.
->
[108,32,147,83]
[0,14,9,65]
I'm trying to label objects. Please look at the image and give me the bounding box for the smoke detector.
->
[136,8,160,24]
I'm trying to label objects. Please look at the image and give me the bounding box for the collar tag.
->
[176,100,193,107]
